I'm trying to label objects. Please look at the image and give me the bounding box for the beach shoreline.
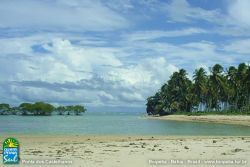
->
[148,115,250,126]
[0,135,249,167]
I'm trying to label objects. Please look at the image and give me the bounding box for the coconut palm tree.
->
[237,63,248,111]
[193,68,207,111]
[245,65,250,110]
[227,66,238,111]
[146,62,249,115]
[166,69,193,112]
[209,64,228,111]
[146,92,163,115]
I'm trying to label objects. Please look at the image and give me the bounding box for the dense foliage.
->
[0,102,86,116]
[146,63,250,116]
[56,105,86,115]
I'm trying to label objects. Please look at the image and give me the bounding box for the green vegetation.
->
[56,105,86,116]
[19,102,54,116]
[146,63,250,116]
[0,103,10,115]
[0,102,86,116]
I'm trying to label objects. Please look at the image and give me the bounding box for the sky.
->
[0,0,250,109]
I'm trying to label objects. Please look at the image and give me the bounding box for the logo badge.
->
[3,138,19,164]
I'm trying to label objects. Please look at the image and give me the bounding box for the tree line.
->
[146,63,250,116]
[0,102,86,116]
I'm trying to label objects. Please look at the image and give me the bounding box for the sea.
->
[1,111,250,136]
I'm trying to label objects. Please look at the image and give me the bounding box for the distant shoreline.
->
[148,115,250,126]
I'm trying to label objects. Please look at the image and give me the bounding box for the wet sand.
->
[0,135,249,167]
[148,115,250,126]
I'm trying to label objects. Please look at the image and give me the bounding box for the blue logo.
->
[3,138,19,164]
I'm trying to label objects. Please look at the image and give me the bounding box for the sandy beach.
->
[0,135,249,167]
[148,115,250,126]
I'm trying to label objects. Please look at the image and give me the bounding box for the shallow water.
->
[0,111,250,135]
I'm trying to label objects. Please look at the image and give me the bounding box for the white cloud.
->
[228,0,250,27]
[44,38,122,73]
[123,28,207,41]
[0,37,123,83]
[164,0,222,23]
[120,92,144,102]
[0,0,129,31]
[223,39,250,54]
[98,91,116,101]
[0,35,178,106]
[161,0,250,37]
[0,38,34,55]
[0,34,247,106]
[104,0,134,12]
[212,0,250,37]
[106,57,178,89]
[1,0,249,107]
[8,85,97,105]
[120,38,247,70]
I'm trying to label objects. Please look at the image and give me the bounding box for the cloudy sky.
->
[0,0,249,109]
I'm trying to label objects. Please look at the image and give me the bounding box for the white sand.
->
[148,115,250,126]
[0,135,249,167]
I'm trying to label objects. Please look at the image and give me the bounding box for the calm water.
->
[0,111,250,136]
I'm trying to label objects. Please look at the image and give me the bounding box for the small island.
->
[146,63,250,126]
[0,102,86,116]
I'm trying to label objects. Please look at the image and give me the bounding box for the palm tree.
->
[227,66,238,111]
[245,65,250,110]
[146,92,163,115]
[193,68,207,111]
[237,63,248,111]
[209,64,228,111]
[167,69,193,112]
[146,62,250,115]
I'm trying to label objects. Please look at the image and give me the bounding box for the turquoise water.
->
[0,111,250,136]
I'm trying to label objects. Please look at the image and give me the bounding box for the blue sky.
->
[0,0,250,108]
